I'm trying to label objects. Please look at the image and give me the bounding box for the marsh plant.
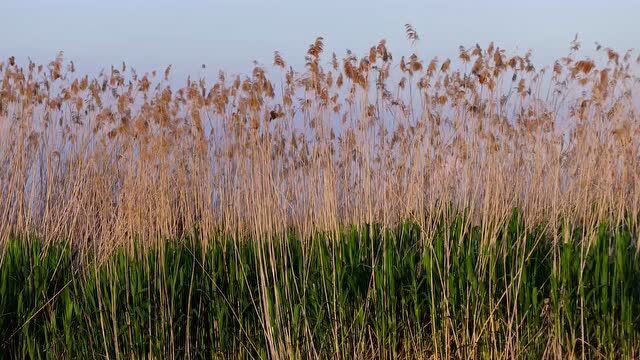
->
[1,26,640,358]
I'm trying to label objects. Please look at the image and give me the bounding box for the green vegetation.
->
[2,211,639,358]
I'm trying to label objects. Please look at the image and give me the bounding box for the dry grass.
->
[1,33,638,253]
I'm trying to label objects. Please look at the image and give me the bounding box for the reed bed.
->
[1,28,640,358]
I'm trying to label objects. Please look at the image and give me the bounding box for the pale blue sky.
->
[1,0,638,79]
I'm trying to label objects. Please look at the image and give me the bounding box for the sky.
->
[1,0,638,80]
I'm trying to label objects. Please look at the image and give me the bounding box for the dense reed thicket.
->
[2,214,640,358]
[1,27,640,358]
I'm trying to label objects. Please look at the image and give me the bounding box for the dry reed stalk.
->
[0,40,635,248]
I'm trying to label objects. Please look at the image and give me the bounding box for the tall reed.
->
[2,215,639,358]
[1,29,640,358]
